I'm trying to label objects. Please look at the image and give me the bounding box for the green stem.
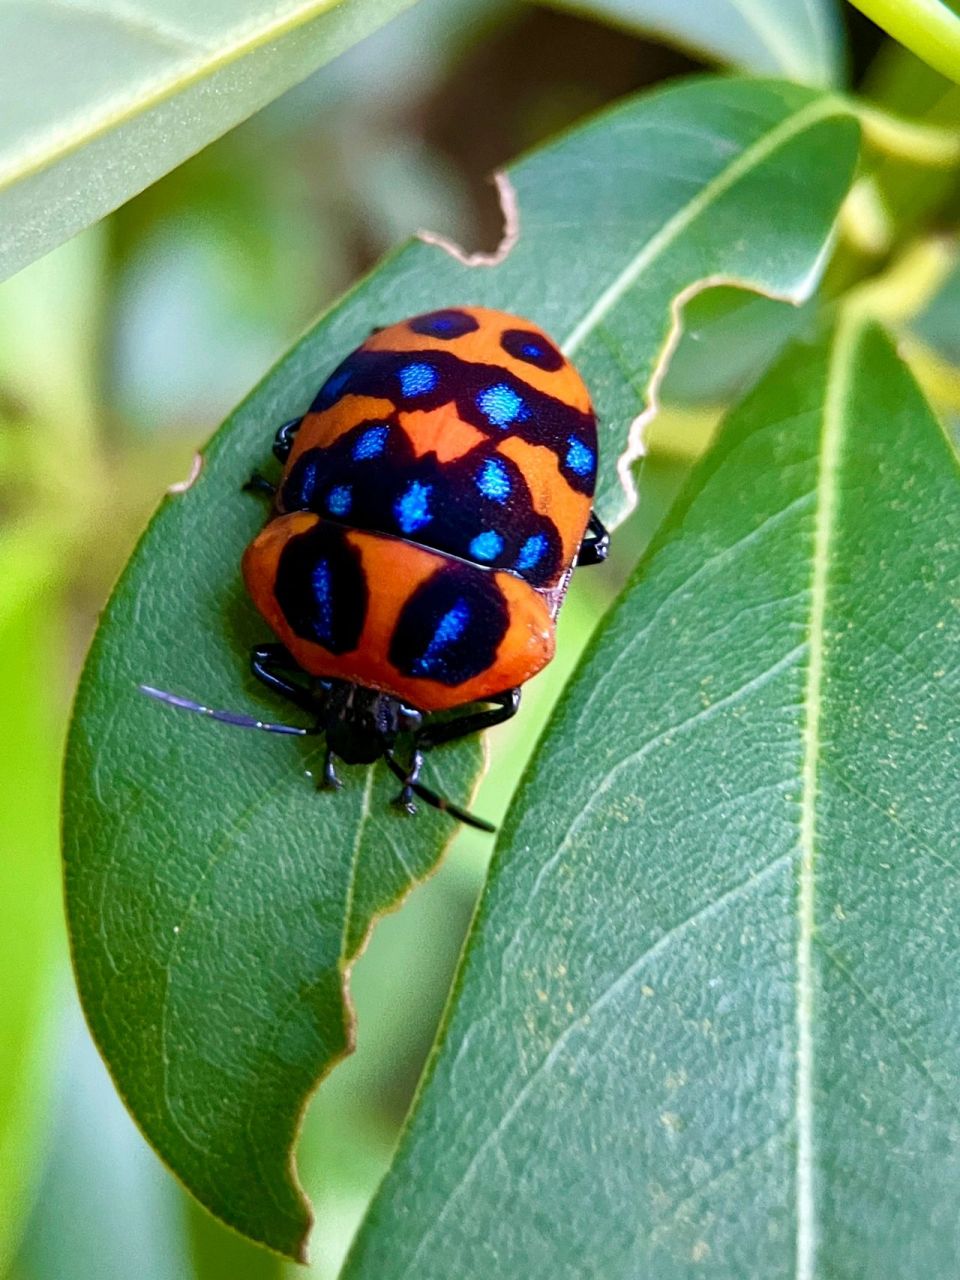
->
[846,0,960,88]
[855,100,960,164]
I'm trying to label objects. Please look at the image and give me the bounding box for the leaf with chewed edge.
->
[63,76,861,1259]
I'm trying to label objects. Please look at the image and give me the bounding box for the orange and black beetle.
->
[144,308,608,829]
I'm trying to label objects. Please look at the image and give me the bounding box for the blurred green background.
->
[3,1,955,1276]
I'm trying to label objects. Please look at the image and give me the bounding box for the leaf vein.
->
[401,848,796,1278]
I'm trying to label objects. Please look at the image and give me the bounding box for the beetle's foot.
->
[243,472,276,499]
[321,751,342,791]
[393,784,417,816]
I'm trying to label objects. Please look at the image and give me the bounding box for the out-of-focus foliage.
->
[536,0,844,85]
[910,246,960,364]
[13,1013,192,1280]
[0,535,62,1275]
[859,41,960,240]
[0,0,427,282]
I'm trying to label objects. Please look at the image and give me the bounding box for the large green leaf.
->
[0,0,423,283]
[344,317,960,1278]
[536,0,843,86]
[62,77,861,1260]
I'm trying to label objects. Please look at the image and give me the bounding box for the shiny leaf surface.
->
[345,319,960,1278]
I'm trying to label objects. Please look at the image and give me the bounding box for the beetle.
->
[143,307,608,830]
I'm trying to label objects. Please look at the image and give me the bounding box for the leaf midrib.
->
[795,312,856,1278]
[560,93,848,358]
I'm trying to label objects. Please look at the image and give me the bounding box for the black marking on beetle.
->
[274,521,368,654]
[408,309,480,340]
[500,327,564,372]
[309,347,596,495]
[389,564,510,686]
[279,424,564,587]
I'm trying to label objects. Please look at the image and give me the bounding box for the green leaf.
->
[0,531,65,1273]
[0,0,423,283]
[62,77,860,1261]
[535,0,843,87]
[659,287,814,408]
[344,317,960,1278]
[847,0,960,88]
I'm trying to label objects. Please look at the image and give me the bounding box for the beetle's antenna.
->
[382,751,495,833]
[138,684,315,736]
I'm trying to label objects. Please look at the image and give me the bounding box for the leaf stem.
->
[846,0,960,90]
[854,100,960,166]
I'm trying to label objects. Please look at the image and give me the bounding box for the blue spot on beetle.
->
[475,457,511,503]
[515,533,548,572]
[353,424,389,460]
[469,531,504,562]
[412,599,471,676]
[565,436,595,477]
[395,480,433,534]
[399,363,439,397]
[310,560,334,643]
[477,382,526,428]
[326,485,352,517]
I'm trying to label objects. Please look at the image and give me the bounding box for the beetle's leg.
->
[322,747,342,791]
[250,643,323,716]
[273,417,302,463]
[392,747,425,815]
[577,511,610,567]
[390,691,519,818]
[419,688,521,750]
[243,472,276,499]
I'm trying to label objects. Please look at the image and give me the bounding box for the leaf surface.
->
[62,77,860,1259]
[344,319,960,1279]
[537,0,843,86]
[0,0,422,282]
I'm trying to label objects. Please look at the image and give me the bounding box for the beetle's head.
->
[323,685,420,765]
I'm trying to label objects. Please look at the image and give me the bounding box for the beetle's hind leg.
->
[390,689,521,814]
[273,416,302,463]
[419,688,521,749]
[243,415,303,498]
[392,747,425,815]
[251,643,326,718]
